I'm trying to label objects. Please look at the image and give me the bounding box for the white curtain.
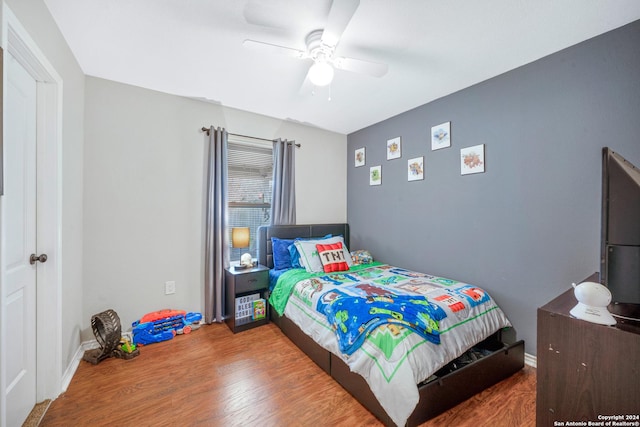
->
[271,139,296,225]
[204,127,229,323]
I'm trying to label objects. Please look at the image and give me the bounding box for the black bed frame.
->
[258,224,525,426]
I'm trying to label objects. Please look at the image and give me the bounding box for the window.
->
[227,139,273,262]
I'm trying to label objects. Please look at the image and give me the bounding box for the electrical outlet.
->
[165,281,176,295]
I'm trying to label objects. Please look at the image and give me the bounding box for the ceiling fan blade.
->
[321,0,360,48]
[243,39,308,59]
[333,56,388,77]
[298,68,315,95]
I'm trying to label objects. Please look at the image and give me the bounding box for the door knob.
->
[30,254,48,265]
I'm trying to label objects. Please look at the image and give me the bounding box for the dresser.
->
[536,275,640,426]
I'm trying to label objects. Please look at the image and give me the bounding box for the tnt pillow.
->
[271,237,294,270]
[316,242,350,273]
[294,235,353,273]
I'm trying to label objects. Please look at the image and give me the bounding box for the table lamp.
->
[231,227,253,270]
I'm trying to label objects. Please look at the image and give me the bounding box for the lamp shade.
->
[231,227,250,248]
[308,61,334,87]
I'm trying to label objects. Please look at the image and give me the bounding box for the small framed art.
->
[386,137,401,160]
[431,122,451,151]
[407,157,424,181]
[355,147,365,167]
[460,144,485,175]
[370,165,382,186]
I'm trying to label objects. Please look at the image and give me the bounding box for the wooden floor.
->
[40,323,536,427]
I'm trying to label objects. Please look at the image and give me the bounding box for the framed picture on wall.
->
[355,147,365,167]
[460,144,485,175]
[386,137,401,160]
[407,157,424,181]
[431,121,451,151]
[370,165,382,185]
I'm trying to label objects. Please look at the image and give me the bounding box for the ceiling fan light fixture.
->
[308,61,334,87]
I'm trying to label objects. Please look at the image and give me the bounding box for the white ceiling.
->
[43,0,640,135]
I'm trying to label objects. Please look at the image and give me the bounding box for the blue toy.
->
[132,309,203,345]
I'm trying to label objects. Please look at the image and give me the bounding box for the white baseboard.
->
[524,352,537,368]
[82,339,100,351]
[62,332,136,393]
[60,339,99,393]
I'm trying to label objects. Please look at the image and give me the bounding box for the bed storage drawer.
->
[408,339,525,426]
[330,335,525,427]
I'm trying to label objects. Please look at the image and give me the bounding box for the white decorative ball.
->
[240,253,253,266]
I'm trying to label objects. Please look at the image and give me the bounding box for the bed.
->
[258,223,524,426]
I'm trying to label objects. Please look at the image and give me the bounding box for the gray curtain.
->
[271,139,296,225]
[204,127,229,323]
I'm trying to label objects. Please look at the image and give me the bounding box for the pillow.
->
[289,243,303,269]
[271,237,294,270]
[295,235,353,273]
[351,250,374,265]
[316,242,350,273]
[289,234,332,269]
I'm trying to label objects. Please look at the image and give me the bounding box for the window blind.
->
[227,141,273,260]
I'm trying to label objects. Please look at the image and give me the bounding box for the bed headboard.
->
[258,223,350,269]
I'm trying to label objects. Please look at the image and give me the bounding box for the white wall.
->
[83,77,347,339]
[3,0,85,383]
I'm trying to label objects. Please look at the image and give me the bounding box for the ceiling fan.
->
[243,0,388,89]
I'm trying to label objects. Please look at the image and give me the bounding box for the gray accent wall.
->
[347,20,640,356]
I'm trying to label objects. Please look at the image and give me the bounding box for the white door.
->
[2,52,38,427]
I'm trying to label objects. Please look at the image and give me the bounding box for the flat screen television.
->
[600,147,640,321]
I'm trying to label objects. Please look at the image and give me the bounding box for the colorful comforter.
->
[318,285,448,355]
[269,263,512,427]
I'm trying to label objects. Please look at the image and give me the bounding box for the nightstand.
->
[225,264,269,333]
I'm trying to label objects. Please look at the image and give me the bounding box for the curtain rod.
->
[200,127,301,148]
